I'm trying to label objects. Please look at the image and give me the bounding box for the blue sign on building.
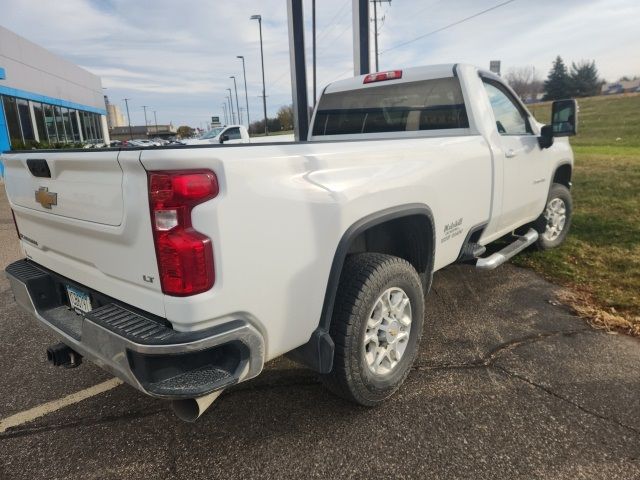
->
[0,67,5,79]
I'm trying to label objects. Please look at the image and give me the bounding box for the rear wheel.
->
[321,253,424,406]
[534,183,572,250]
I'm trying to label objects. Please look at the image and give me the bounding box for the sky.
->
[2,0,639,128]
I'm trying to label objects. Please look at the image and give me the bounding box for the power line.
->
[318,22,353,58]
[381,0,518,54]
[315,0,351,44]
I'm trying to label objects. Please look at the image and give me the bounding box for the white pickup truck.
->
[3,64,577,421]
[181,124,295,145]
[180,125,252,145]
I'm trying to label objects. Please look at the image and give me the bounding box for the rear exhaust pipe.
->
[171,390,224,422]
[47,342,82,368]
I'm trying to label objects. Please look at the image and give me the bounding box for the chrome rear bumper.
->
[5,259,265,399]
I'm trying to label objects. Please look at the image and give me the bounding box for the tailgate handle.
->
[27,159,51,178]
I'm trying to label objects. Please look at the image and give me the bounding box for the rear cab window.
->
[312,77,469,137]
[224,127,242,140]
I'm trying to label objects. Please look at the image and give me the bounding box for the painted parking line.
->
[0,378,123,433]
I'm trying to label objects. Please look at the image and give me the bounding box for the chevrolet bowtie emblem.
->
[35,187,58,209]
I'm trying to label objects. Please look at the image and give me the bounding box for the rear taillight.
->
[11,210,20,239]
[363,70,403,84]
[148,170,218,296]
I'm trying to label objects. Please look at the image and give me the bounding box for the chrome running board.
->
[476,228,538,271]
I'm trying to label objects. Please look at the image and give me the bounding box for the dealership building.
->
[0,26,109,175]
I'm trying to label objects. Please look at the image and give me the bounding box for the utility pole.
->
[251,14,268,135]
[312,0,317,105]
[123,98,133,140]
[237,56,250,128]
[371,0,391,72]
[153,110,159,136]
[226,90,235,124]
[230,76,242,125]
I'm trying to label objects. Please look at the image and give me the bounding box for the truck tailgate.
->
[4,151,124,226]
[2,149,165,317]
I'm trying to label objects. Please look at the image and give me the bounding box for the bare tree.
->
[505,66,543,101]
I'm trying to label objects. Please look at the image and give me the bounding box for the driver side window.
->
[483,81,531,135]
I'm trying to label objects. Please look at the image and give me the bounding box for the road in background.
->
[0,186,638,479]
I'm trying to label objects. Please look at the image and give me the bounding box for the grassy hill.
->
[515,93,640,333]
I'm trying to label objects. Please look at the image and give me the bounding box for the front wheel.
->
[321,253,425,406]
[534,182,573,250]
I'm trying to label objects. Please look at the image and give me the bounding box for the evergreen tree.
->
[543,56,573,100]
[570,60,601,97]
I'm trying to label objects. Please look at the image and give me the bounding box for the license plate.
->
[66,285,93,313]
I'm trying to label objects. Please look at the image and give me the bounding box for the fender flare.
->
[551,161,573,189]
[287,203,436,373]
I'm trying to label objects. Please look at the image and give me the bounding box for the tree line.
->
[506,56,605,101]
[248,105,295,135]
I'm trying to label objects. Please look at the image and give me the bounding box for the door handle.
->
[505,149,518,158]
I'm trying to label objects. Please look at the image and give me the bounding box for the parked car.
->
[2,64,577,421]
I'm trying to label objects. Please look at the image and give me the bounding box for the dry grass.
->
[557,289,640,337]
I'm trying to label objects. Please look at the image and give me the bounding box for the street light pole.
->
[142,105,149,125]
[237,56,250,128]
[251,14,268,135]
[153,110,159,136]
[226,89,236,123]
[222,103,228,125]
[230,76,242,125]
[123,98,133,140]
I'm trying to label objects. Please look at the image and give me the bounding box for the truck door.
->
[482,79,548,231]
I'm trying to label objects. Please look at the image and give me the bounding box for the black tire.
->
[321,253,425,406]
[533,183,573,250]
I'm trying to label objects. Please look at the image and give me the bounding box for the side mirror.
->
[219,134,229,144]
[538,125,554,149]
[551,99,578,137]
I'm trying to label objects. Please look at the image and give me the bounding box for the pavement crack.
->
[495,364,640,438]
[414,329,588,372]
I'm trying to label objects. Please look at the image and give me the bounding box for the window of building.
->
[44,104,58,142]
[61,108,74,143]
[53,106,67,142]
[32,102,48,143]
[2,96,23,146]
[312,77,469,136]
[79,111,88,140]
[91,113,103,141]
[68,110,80,141]
[1,94,103,148]
[16,99,35,143]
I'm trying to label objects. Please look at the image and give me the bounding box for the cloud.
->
[1,0,638,126]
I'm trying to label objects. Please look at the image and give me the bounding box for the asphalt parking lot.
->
[0,186,639,479]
